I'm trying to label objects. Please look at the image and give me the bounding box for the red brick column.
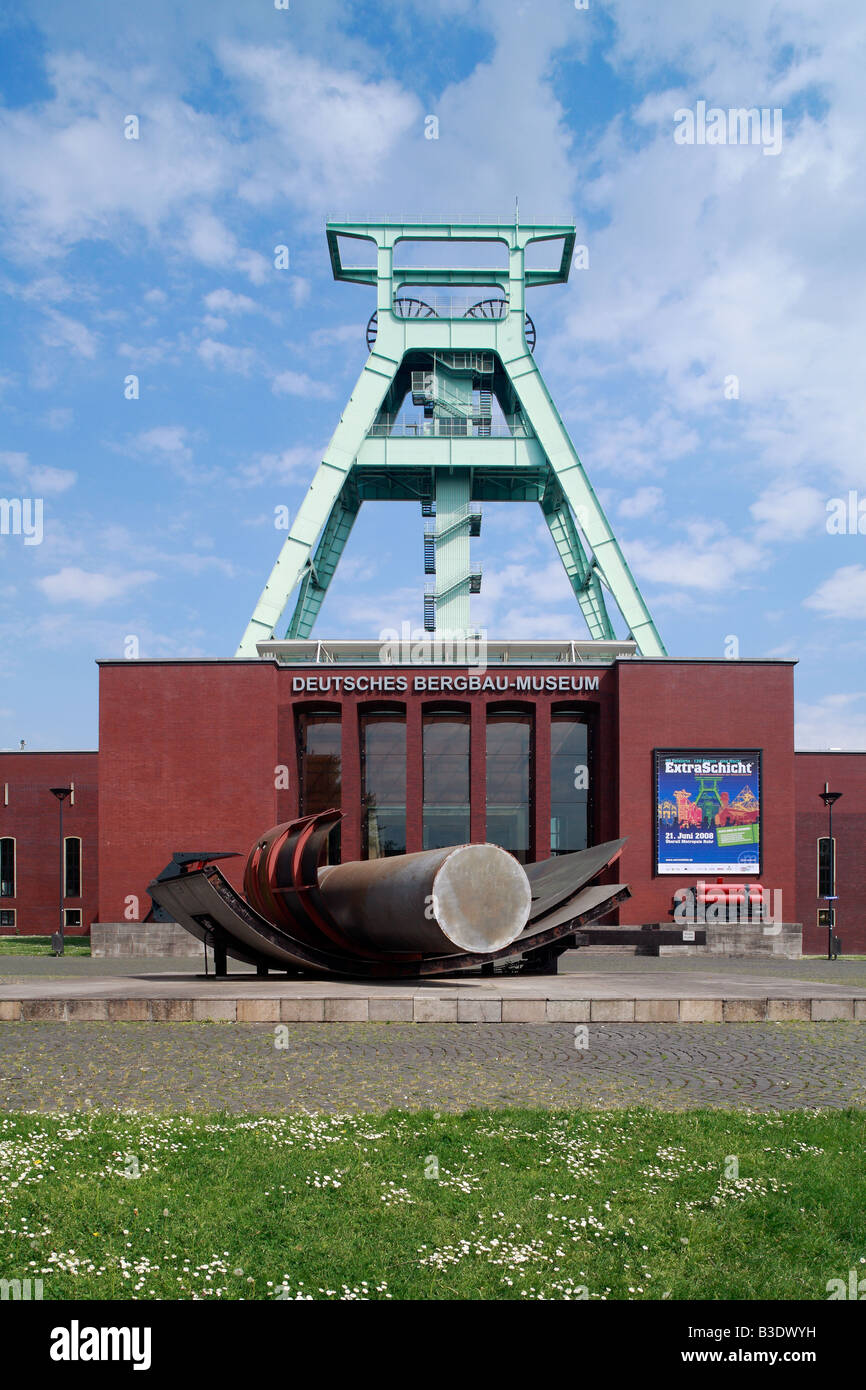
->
[470,700,487,843]
[341,700,362,862]
[277,704,299,823]
[406,701,423,853]
[534,699,551,863]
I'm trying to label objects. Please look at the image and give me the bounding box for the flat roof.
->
[256,638,638,665]
[95,649,799,668]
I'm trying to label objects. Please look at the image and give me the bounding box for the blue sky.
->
[1,0,864,749]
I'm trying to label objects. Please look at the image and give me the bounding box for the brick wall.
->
[97,661,279,923]
[615,661,797,930]
[795,752,866,954]
[97,657,800,941]
[0,751,98,934]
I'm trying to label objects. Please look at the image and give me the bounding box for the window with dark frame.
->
[423,708,470,849]
[817,836,835,899]
[0,838,14,898]
[361,709,407,859]
[64,836,81,899]
[297,710,342,863]
[485,708,533,863]
[550,710,590,855]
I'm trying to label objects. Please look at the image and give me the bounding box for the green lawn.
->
[0,936,90,956]
[1,1107,863,1300]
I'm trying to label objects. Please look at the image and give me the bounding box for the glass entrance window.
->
[550,712,590,855]
[423,709,470,849]
[361,710,406,858]
[298,711,342,861]
[486,710,532,863]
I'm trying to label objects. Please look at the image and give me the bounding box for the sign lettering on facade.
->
[289,674,601,694]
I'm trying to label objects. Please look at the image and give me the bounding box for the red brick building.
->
[795,752,866,955]
[0,751,98,936]
[2,648,863,953]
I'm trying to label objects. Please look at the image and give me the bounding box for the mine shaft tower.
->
[235,219,666,656]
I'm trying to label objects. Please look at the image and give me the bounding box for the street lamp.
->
[819,782,842,961]
[49,787,72,957]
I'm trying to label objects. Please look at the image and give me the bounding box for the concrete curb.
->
[0,996,864,1023]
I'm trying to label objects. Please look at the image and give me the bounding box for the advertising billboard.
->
[655,750,761,875]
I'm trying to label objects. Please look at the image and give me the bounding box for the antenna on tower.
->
[515,196,519,231]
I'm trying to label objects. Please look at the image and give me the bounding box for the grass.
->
[1,1107,864,1300]
[0,936,90,956]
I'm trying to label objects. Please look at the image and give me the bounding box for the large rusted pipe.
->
[317,844,531,955]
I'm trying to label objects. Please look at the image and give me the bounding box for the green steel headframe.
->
[235,219,666,657]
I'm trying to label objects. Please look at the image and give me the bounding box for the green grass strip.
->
[1,1107,864,1300]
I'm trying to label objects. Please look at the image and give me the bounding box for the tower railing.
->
[367,418,532,439]
[393,294,513,318]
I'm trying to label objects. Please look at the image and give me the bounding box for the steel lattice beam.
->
[235,219,666,657]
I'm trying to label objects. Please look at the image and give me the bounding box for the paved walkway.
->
[2,954,865,1024]
[1,1021,863,1112]
[5,951,866,984]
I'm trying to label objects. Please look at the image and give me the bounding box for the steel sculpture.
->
[148,811,702,977]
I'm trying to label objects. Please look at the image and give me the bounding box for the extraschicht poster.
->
[655,751,761,875]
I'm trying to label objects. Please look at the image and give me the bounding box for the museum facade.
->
[3,642,863,954]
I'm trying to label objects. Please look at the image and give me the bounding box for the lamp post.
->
[49,787,72,957]
[819,782,842,961]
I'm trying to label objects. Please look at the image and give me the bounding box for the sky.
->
[1,0,864,750]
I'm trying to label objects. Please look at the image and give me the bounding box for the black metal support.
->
[520,944,566,975]
[212,936,228,978]
[256,962,269,977]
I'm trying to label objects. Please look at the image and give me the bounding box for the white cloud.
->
[555,1,866,502]
[118,338,179,365]
[37,566,157,606]
[220,40,422,213]
[627,525,766,594]
[197,338,256,374]
[132,426,193,462]
[236,249,270,285]
[619,485,663,519]
[310,323,364,349]
[40,309,98,358]
[795,692,866,750]
[750,485,827,542]
[184,210,238,268]
[0,450,76,493]
[576,410,699,480]
[203,288,259,315]
[289,277,311,307]
[271,369,333,399]
[804,565,866,620]
[237,446,322,487]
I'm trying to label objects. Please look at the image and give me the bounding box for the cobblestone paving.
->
[1,1021,864,1112]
